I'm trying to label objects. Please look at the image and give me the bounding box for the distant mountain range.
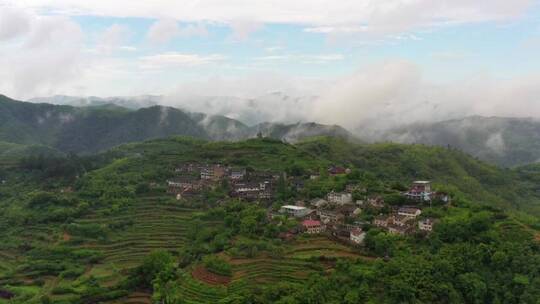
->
[28,95,161,109]
[365,116,540,167]
[5,94,540,167]
[0,94,353,155]
[29,92,316,126]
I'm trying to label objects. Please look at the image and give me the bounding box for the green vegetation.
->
[235,203,540,303]
[374,116,540,167]
[0,95,354,155]
[202,256,232,277]
[0,135,539,303]
[297,136,540,216]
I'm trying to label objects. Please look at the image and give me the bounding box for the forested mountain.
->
[249,122,355,143]
[0,136,539,303]
[364,116,540,167]
[19,95,540,168]
[28,95,161,109]
[0,95,352,154]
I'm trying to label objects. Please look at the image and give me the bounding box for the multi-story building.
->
[280,205,310,218]
[327,191,353,205]
[350,228,366,244]
[302,220,325,234]
[404,181,432,202]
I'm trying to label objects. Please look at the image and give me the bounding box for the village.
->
[166,162,450,247]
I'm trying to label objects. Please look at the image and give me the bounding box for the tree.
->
[240,216,258,236]
[456,273,487,304]
[138,250,175,287]
[153,270,182,304]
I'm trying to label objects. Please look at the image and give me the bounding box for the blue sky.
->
[1,1,540,127]
[68,8,540,82]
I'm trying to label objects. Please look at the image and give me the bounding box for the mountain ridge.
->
[0,94,354,154]
[363,116,540,167]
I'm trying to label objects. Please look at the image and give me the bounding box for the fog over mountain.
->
[29,95,161,109]
[28,59,540,132]
[24,59,540,167]
[363,116,540,167]
[1,94,352,155]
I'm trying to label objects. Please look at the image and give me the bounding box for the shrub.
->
[203,256,232,277]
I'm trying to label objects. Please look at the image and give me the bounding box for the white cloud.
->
[154,62,540,128]
[0,6,31,40]
[430,51,473,61]
[178,23,208,38]
[11,0,533,37]
[98,23,132,47]
[25,15,82,48]
[147,18,179,44]
[0,11,85,98]
[147,19,208,44]
[139,52,225,69]
[304,26,368,34]
[255,54,344,64]
[302,54,344,63]
[163,73,324,124]
[264,46,284,52]
[310,60,540,131]
[229,20,263,41]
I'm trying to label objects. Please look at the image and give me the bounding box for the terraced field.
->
[75,196,199,270]
[0,222,61,288]
[1,190,372,303]
[0,251,15,278]
[39,195,206,303]
[286,236,368,259]
[174,235,370,303]
[109,292,152,304]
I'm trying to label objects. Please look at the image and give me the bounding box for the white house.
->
[418,218,436,231]
[280,205,310,218]
[398,206,422,218]
[327,191,352,205]
[350,228,365,244]
[230,168,246,180]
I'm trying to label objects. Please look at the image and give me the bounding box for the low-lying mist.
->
[160,60,540,133]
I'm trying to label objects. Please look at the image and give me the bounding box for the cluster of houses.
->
[167,163,280,201]
[274,182,365,245]
[274,180,443,245]
[276,202,366,245]
[167,163,446,246]
[372,206,435,235]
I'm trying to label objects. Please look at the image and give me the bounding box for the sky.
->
[1,0,540,128]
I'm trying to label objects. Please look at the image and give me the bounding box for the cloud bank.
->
[13,0,532,36]
[159,60,540,130]
[311,60,540,131]
[0,6,84,98]
[1,0,539,128]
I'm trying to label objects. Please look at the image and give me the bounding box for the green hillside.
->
[0,95,209,154]
[369,116,540,167]
[297,137,540,216]
[0,137,539,303]
[0,95,358,154]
